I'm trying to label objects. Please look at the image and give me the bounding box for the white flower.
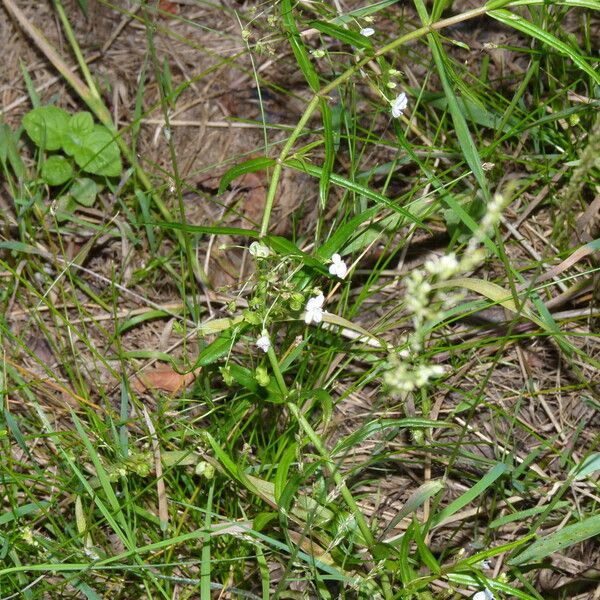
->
[304,293,325,325]
[472,589,494,600]
[391,92,408,118]
[249,241,270,258]
[328,253,348,279]
[360,27,375,37]
[255,333,271,353]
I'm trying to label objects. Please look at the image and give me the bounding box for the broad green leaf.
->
[322,312,386,349]
[275,443,297,503]
[75,125,122,177]
[431,462,510,528]
[284,158,422,225]
[572,453,600,481]
[193,331,237,368]
[319,100,334,213]
[218,156,275,194]
[0,241,46,255]
[264,235,325,270]
[509,514,600,565]
[117,309,175,335]
[70,177,98,206]
[309,20,373,50]
[316,205,379,259]
[414,520,441,574]
[0,501,49,526]
[333,419,455,455]
[434,277,545,328]
[63,111,94,156]
[429,35,490,200]
[381,480,444,536]
[489,501,570,529]
[489,9,600,85]
[22,106,69,151]
[227,363,284,403]
[154,221,261,239]
[281,0,320,92]
[41,155,73,186]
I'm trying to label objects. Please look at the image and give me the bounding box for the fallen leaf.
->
[158,0,179,16]
[132,366,201,394]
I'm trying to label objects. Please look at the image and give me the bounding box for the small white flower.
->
[360,27,375,37]
[255,333,271,353]
[391,92,408,118]
[304,293,325,325]
[472,589,494,600]
[328,253,348,279]
[249,241,270,258]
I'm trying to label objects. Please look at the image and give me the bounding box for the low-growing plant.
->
[21,105,122,214]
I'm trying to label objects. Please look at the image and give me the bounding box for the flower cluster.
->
[384,191,508,395]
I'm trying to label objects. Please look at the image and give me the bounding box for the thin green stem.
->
[53,0,102,102]
[259,0,517,235]
[267,346,289,397]
[286,401,394,599]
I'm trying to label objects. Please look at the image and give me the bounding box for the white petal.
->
[329,263,338,276]
[391,92,408,118]
[360,27,375,37]
[332,253,342,263]
[312,293,325,308]
[336,262,348,278]
[312,309,323,323]
[304,311,314,324]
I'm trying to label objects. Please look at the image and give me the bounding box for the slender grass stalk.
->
[259,0,521,236]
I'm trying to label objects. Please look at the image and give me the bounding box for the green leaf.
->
[22,106,69,151]
[281,0,320,92]
[0,123,27,181]
[227,363,284,403]
[0,501,49,526]
[218,156,275,194]
[63,111,94,156]
[572,453,600,481]
[75,125,122,177]
[284,158,423,225]
[41,155,73,186]
[431,462,510,528]
[264,235,325,270]
[309,20,373,50]
[316,206,379,259]
[381,480,444,536]
[489,9,600,85]
[70,177,98,206]
[275,443,297,503]
[193,332,236,368]
[509,514,600,565]
[429,36,490,199]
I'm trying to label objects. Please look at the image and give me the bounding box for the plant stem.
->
[286,401,394,599]
[266,346,289,397]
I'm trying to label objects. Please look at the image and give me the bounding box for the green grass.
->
[1,0,599,598]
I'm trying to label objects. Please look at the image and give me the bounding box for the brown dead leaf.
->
[132,366,201,394]
[158,0,179,16]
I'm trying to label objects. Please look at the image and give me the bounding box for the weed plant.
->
[0,1,599,599]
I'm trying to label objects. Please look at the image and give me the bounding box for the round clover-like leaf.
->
[74,125,122,177]
[22,106,70,151]
[70,177,98,207]
[63,111,94,157]
[42,155,73,186]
